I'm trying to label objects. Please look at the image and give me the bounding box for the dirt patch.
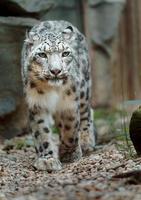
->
[0,138,141,200]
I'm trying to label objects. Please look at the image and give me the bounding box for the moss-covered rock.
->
[129,106,141,156]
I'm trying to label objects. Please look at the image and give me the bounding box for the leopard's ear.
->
[24,30,33,44]
[62,26,74,40]
[24,29,39,45]
[24,30,40,52]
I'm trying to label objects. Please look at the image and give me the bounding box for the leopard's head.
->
[25,25,75,86]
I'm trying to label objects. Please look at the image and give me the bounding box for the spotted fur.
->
[21,20,95,171]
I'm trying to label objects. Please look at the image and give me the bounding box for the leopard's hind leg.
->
[55,108,82,163]
[79,85,95,154]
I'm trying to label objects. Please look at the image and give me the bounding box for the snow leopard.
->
[21,20,95,171]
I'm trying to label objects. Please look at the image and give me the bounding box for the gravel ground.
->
[1,137,141,200]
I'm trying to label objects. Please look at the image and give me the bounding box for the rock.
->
[95,119,113,144]
[0,0,56,18]
[0,94,16,116]
[129,107,141,155]
[9,0,56,13]
[0,17,39,138]
[88,0,126,53]
[89,0,126,107]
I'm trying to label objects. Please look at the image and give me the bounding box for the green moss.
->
[15,139,25,150]
[94,108,135,158]
[3,136,34,151]
[52,126,59,134]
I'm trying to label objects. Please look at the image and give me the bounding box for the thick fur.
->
[21,20,95,171]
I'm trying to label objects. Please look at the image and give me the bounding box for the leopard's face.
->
[27,26,75,86]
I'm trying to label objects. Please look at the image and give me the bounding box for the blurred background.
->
[0,0,139,152]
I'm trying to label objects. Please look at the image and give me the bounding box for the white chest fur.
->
[26,89,60,113]
[26,86,76,113]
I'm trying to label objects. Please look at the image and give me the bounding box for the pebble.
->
[90,155,101,160]
[0,138,140,200]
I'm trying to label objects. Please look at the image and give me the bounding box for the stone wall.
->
[0,17,39,139]
[87,0,126,107]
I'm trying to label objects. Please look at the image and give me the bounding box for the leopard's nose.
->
[50,69,61,76]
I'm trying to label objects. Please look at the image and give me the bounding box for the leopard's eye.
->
[62,51,70,57]
[38,52,47,58]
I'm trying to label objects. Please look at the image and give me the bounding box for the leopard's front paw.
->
[33,157,62,171]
